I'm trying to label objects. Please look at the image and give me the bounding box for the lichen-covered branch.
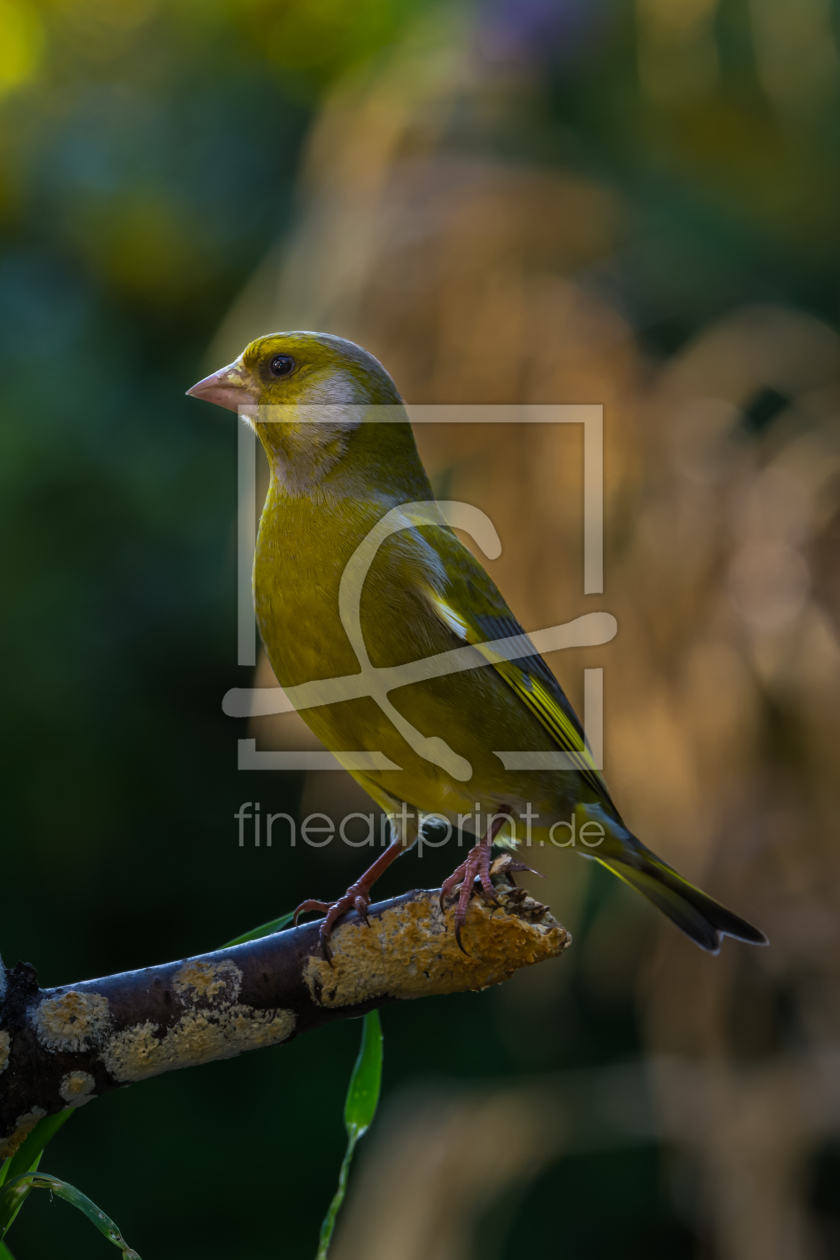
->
[0,858,568,1159]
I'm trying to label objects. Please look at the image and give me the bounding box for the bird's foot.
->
[293,881,373,963]
[439,841,500,955]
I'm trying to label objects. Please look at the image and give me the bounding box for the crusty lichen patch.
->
[0,1107,46,1161]
[304,867,570,1009]
[59,1070,97,1107]
[32,991,110,1053]
[101,1004,296,1083]
[101,953,294,1083]
[0,1029,10,1075]
[172,958,242,1004]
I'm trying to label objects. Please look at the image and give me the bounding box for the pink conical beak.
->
[186,362,257,412]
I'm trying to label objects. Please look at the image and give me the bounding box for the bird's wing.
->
[418,533,613,806]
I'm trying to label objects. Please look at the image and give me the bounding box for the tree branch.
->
[0,858,569,1159]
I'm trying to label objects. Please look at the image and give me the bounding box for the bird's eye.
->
[269,354,296,378]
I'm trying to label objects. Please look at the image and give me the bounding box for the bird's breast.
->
[252,490,448,691]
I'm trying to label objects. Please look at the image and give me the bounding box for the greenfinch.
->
[188,332,767,956]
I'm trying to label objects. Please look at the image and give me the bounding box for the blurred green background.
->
[3,0,840,1257]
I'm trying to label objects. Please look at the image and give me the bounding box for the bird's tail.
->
[596,847,768,954]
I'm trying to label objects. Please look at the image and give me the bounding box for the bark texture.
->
[0,858,569,1159]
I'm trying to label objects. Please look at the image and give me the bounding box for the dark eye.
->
[269,354,296,378]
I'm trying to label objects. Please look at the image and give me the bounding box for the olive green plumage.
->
[189,331,767,954]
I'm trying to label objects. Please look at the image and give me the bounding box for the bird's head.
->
[187,331,401,411]
[187,331,409,492]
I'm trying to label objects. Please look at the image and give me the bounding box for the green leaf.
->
[0,1174,140,1256]
[343,1008,383,1141]
[316,1010,383,1260]
[0,1109,75,1234]
[222,910,294,948]
[0,1240,15,1259]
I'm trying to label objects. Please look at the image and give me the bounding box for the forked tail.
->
[598,847,768,954]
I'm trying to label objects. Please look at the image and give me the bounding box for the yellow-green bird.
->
[188,331,767,956]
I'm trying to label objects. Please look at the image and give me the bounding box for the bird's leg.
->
[440,807,513,954]
[293,837,407,962]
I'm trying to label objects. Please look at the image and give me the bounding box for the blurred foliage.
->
[3,0,840,1257]
[484,0,840,350]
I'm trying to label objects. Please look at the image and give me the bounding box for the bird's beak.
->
[186,361,257,412]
